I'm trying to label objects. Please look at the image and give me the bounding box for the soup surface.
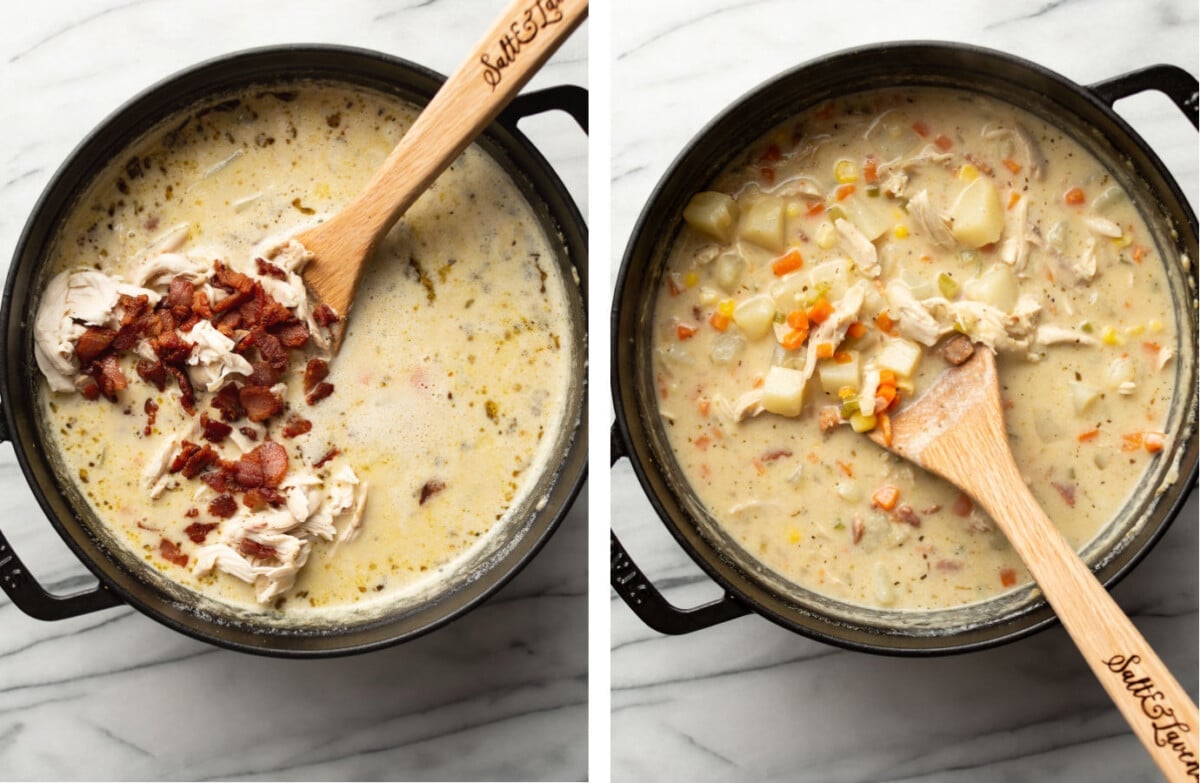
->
[34,82,576,621]
[653,87,1180,611]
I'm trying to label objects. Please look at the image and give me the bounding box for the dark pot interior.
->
[1,45,588,656]
[612,42,1197,654]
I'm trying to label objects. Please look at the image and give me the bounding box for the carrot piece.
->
[862,156,879,185]
[1142,341,1162,354]
[753,376,765,389]
[835,184,856,201]
[697,399,711,417]
[1077,429,1100,443]
[999,568,1018,588]
[833,351,853,364]
[872,484,900,511]
[1064,187,1085,205]
[874,311,897,335]
[912,120,930,138]
[1007,191,1021,210]
[876,384,897,407]
[709,312,731,332]
[786,310,809,331]
[815,342,834,360]
[808,297,834,324]
[1121,432,1144,451]
[846,321,868,339]
[951,492,973,517]
[1143,432,1165,453]
[772,250,803,276]
[877,412,892,447]
[836,460,854,478]
[666,273,683,296]
[1131,245,1146,263]
[676,324,697,340]
[1001,158,1022,175]
[781,329,806,351]
[878,369,897,386]
[805,202,826,218]
[933,134,953,151]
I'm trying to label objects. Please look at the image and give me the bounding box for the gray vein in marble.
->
[0,645,217,696]
[9,0,162,63]
[88,722,154,759]
[616,0,769,61]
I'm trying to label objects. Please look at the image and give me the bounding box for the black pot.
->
[0,45,588,657]
[611,42,1198,655]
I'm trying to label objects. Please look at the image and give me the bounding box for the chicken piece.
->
[835,218,880,277]
[185,319,254,392]
[906,190,958,249]
[884,281,944,346]
[1035,325,1101,347]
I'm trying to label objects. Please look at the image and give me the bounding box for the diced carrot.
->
[781,329,806,351]
[787,309,809,331]
[862,156,879,184]
[1131,245,1146,263]
[878,369,897,386]
[833,351,853,364]
[753,376,765,389]
[772,250,804,276]
[877,412,892,447]
[1001,158,1022,175]
[697,399,711,417]
[806,451,820,464]
[934,134,953,151]
[1142,341,1161,354]
[846,321,868,339]
[1121,432,1144,451]
[912,120,930,138]
[835,184,856,201]
[836,460,854,478]
[1064,187,1085,205]
[1007,191,1021,210]
[806,202,826,218]
[676,324,697,340]
[1143,432,1165,453]
[759,167,776,185]
[693,434,711,450]
[872,484,900,511]
[874,311,897,335]
[759,144,782,163]
[808,297,834,324]
[876,384,897,407]
[815,342,834,360]
[666,273,683,296]
[709,312,730,332]
[999,568,1017,588]
[951,492,973,516]
[1077,429,1100,443]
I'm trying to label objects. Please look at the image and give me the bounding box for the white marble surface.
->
[0,1,587,781]
[610,1,1198,781]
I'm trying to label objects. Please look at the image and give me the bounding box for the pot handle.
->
[501,85,588,133]
[1088,65,1199,129]
[610,424,750,634]
[0,528,123,620]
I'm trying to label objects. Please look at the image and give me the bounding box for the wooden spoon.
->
[870,347,1198,781]
[299,0,588,324]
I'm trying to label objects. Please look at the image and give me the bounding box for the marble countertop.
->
[0,1,587,781]
[610,1,1198,781]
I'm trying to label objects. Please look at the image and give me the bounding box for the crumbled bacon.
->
[200,412,232,443]
[79,376,101,400]
[760,449,793,462]
[91,354,128,401]
[143,398,159,436]
[117,293,152,325]
[313,447,340,468]
[75,327,117,364]
[239,539,277,560]
[893,503,921,527]
[210,384,244,422]
[200,469,229,494]
[151,330,193,366]
[191,289,213,320]
[256,442,288,488]
[306,381,334,406]
[184,507,199,518]
[135,359,168,391]
[212,288,251,315]
[184,521,218,543]
[238,426,259,441]
[303,358,329,393]
[170,440,218,478]
[246,360,279,387]
[419,479,446,505]
[255,257,287,279]
[243,486,285,510]
[273,319,309,348]
[212,260,255,294]
[167,275,194,310]
[239,384,283,422]
[159,538,188,567]
[313,303,339,326]
[207,493,238,518]
[1051,481,1077,508]
[282,415,312,438]
[252,327,289,372]
[167,365,196,415]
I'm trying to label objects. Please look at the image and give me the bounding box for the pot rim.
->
[1,43,589,657]
[611,40,1198,655]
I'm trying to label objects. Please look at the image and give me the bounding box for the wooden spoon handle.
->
[337,0,587,250]
[946,429,1199,781]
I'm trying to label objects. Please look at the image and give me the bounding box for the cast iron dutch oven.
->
[0,45,588,656]
[611,42,1198,655]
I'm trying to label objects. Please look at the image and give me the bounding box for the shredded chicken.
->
[835,218,879,277]
[1035,325,1101,347]
[186,320,254,392]
[906,190,957,249]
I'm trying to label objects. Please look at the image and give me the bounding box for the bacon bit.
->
[244,360,278,388]
[159,538,188,567]
[167,275,195,310]
[75,327,117,364]
[1051,481,1077,508]
[150,330,193,366]
[759,144,782,163]
[212,260,255,294]
[306,381,334,406]
[1002,158,1022,175]
[872,484,900,512]
[999,567,1018,587]
[143,398,159,436]
[1064,187,1085,205]
[676,323,697,340]
[207,493,238,518]
[419,479,446,505]
[239,539,277,560]
[171,441,218,479]
[862,156,879,184]
[851,518,865,545]
[250,327,289,372]
[92,354,128,401]
[209,384,245,422]
[893,503,921,527]
[303,358,330,393]
[835,184,856,201]
[772,250,804,276]
[239,384,283,422]
[1077,428,1100,443]
[191,289,213,320]
[282,415,313,438]
[846,321,868,339]
[255,257,287,279]
[933,134,953,151]
[79,377,101,400]
[112,318,148,352]
[200,468,229,494]
[935,559,962,572]
[236,426,258,443]
[184,507,199,518]
[272,319,310,349]
[805,202,826,218]
[167,366,196,415]
[1143,432,1165,453]
[200,412,232,443]
[237,441,288,488]
[836,460,854,477]
[761,449,793,462]
[184,522,218,544]
[118,293,152,325]
[314,447,341,468]
[243,487,285,511]
[313,303,340,326]
[952,492,973,516]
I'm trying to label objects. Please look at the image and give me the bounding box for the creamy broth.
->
[654,87,1180,611]
[36,82,576,620]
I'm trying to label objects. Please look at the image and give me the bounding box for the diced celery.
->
[732,294,777,340]
[937,272,959,299]
[684,192,739,243]
[761,365,807,417]
[737,197,787,252]
[849,411,877,433]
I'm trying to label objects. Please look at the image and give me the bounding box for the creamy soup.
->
[654,87,1181,611]
[34,82,577,621]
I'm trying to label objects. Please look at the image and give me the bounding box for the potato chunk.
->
[732,294,776,340]
[684,192,739,243]
[876,337,923,379]
[963,264,1018,312]
[737,197,787,252]
[761,365,807,417]
[948,177,1004,248]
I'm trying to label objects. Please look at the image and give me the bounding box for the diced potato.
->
[732,294,777,340]
[963,264,1018,312]
[1104,356,1137,389]
[948,177,1004,248]
[1068,381,1102,415]
[683,191,739,243]
[769,258,850,311]
[818,353,861,394]
[713,250,745,293]
[839,195,891,241]
[761,365,807,417]
[737,197,787,252]
[876,338,923,378]
[711,333,745,364]
[899,270,936,301]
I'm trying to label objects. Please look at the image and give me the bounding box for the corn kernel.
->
[1111,233,1133,249]
[958,164,980,181]
[684,272,699,288]
[1125,324,1144,336]
[894,224,909,239]
[1148,319,1164,334]
[786,202,803,218]
[718,299,735,317]
[787,527,801,544]
[834,159,858,184]
[838,385,857,400]
[816,221,837,249]
[1101,325,1123,346]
